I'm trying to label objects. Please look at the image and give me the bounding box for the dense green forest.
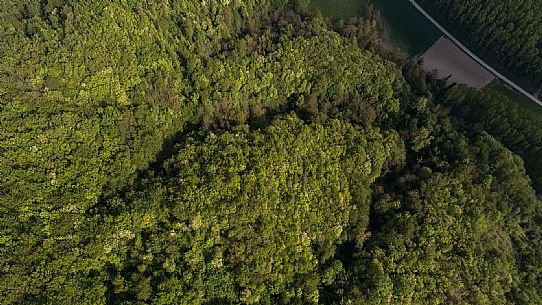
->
[424,0,542,86]
[418,0,542,200]
[1,0,541,304]
[441,86,542,193]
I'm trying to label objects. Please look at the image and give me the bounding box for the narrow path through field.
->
[409,0,542,107]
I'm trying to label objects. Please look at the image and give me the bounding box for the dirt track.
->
[422,37,494,89]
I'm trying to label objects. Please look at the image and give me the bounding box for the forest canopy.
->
[1,0,541,304]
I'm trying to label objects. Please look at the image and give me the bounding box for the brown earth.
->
[422,37,494,89]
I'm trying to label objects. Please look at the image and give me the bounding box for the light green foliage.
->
[111,115,403,304]
[1,0,541,304]
[0,0,403,220]
[0,0,404,303]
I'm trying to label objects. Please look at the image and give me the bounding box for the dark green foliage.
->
[347,133,542,304]
[325,90,542,305]
[442,87,542,193]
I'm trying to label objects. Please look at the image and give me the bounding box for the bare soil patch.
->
[422,37,494,88]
